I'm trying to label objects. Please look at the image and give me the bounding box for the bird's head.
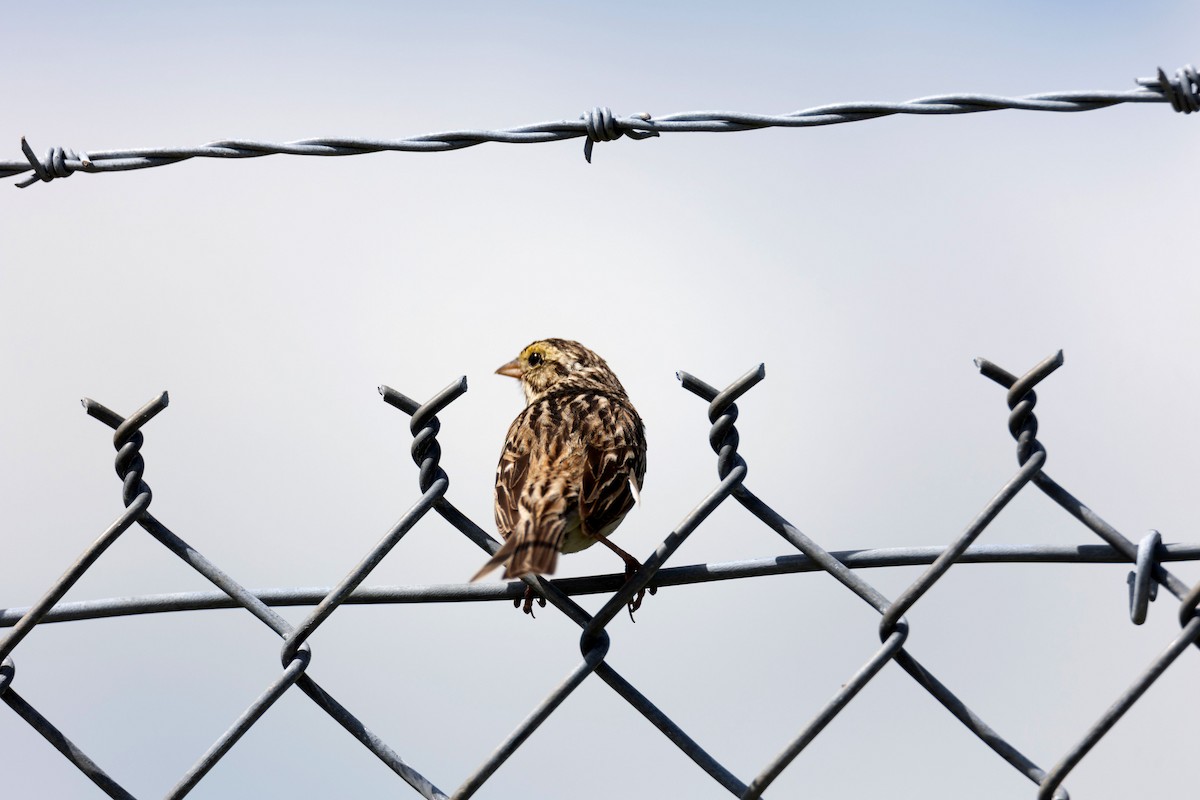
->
[496,338,626,404]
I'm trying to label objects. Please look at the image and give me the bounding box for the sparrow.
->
[471,338,650,617]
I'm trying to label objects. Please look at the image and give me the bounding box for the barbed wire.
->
[2,63,1195,189]
[2,351,1198,798]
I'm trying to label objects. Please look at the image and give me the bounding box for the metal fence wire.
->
[2,351,1199,799]
[2,63,1197,188]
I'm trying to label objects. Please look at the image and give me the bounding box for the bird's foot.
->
[514,586,547,617]
[594,535,656,621]
[622,557,657,622]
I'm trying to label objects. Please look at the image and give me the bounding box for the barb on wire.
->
[4,63,1195,188]
[1151,64,1200,113]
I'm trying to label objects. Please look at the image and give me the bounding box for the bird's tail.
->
[504,533,559,579]
[470,537,517,582]
[470,528,559,582]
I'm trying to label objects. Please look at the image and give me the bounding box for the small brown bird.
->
[472,338,649,616]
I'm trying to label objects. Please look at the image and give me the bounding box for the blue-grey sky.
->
[3,2,1198,798]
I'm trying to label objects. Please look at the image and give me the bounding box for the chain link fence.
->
[2,351,1198,799]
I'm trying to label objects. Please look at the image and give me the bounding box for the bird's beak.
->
[495,359,523,379]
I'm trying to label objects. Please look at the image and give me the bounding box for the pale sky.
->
[3,2,1199,798]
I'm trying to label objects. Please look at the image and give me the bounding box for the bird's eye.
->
[528,352,544,367]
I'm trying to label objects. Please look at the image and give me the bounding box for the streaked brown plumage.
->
[472,338,648,614]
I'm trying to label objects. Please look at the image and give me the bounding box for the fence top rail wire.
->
[3,63,1196,188]
[4,542,1200,627]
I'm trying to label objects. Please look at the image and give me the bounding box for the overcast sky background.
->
[3,2,1199,798]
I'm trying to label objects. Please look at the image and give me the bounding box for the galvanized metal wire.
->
[2,63,1196,188]
[2,351,1198,798]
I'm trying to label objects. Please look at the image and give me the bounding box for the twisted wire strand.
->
[4,64,1194,188]
[92,394,447,800]
[278,380,469,669]
[874,353,1064,636]
[681,363,1070,800]
[0,394,167,800]
[975,354,1193,603]
[972,353,1200,800]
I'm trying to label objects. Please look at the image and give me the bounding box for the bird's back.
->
[492,388,645,578]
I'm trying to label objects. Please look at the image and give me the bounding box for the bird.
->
[471,338,650,617]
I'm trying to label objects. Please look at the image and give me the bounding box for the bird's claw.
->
[517,586,546,617]
[626,590,645,621]
[623,562,657,622]
[626,583,659,621]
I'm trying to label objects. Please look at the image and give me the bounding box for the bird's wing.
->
[578,399,643,538]
[478,412,572,580]
[493,439,530,542]
[579,444,639,538]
